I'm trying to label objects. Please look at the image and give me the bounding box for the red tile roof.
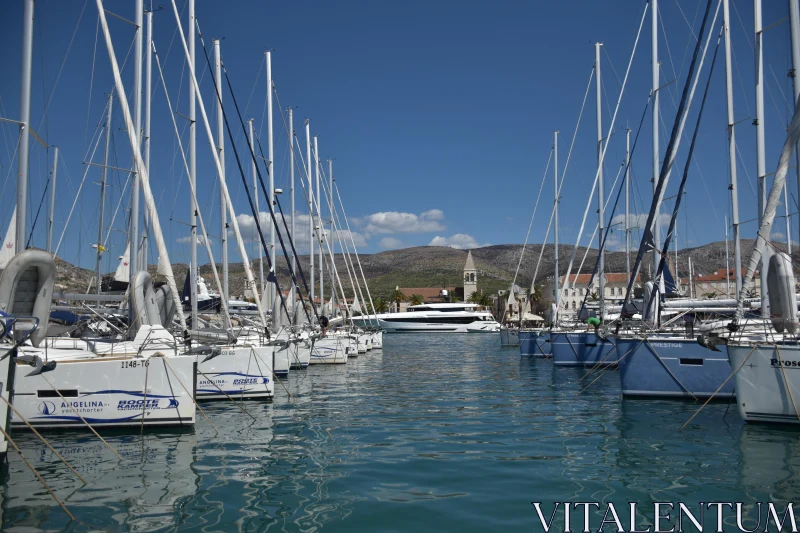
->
[558,273,641,284]
[695,268,755,282]
[398,287,456,299]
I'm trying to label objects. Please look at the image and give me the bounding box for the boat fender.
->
[767,251,797,334]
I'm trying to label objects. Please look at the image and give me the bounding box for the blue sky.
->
[0,0,795,275]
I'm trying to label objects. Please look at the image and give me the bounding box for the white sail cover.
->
[351,293,362,314]
[0,207,16,269]
[114,241,131,282]
[738,94,800,318]
[271,292,291,330]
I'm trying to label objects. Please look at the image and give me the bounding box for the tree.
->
[391,289,407,311]
[409,294,424,306]
[372,297,388,313]
[468,290,493,307]
[529,285,542,303]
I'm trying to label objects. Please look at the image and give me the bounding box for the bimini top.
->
[407,303,480,312]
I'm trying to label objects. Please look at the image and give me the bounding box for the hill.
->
[46,239,769,302]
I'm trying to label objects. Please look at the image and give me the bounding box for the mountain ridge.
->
[47,239,772,301]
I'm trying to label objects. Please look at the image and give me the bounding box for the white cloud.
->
[428,234,489,250]
[232,212,366,254]
[176,235,207,245]
[610,212,672,231]
[357,209,446,238]
[379,237,407,250]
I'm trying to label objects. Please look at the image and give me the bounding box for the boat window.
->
[38,389,79,398]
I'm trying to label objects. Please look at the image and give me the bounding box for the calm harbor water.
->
[2,334,800,532]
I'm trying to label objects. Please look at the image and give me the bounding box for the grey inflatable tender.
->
[154,283,177,327]
[767,251,797,334]
[129,270,160,334]
[0,249,56,347]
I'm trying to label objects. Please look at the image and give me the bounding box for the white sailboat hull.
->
[310,336,348,364]
[728,342,800,424]
[12,351,197,429]
[195,346,274,400]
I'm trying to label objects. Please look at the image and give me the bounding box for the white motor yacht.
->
[353,303,500,333]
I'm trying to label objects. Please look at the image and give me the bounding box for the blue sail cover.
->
[664,262,678,293]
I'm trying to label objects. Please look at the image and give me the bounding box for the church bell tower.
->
[463,250,477,302]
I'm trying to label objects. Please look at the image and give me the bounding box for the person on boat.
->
[587,316,601,334]
[319,315,329,337]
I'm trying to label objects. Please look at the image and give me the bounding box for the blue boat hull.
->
[616,337,735,399]
[551,332,617,367]
[519,330,551,357]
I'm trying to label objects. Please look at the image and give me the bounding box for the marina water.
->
[2,335,799,531]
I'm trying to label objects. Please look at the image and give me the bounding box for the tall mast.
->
[595,42,605,321]
[625,128,631,280]
[289,108,296,308]
[188,0,198,328]
[214,38,228,304]
[16,0,34,253]
[47,146,58,253]
[725,215,731,297]
[249,118,263,295]
[755,0,767,316]
[306,120,315,306]
[266,50,276,310]
[328,159,335,307]
[97,93,113,299]
[141,9,152,271]
[314,136,323,310]
[723,0,742,297]
[554,131,560,323]
[129,0,142,280]
[651,0,662,294]
[789,0,800,252]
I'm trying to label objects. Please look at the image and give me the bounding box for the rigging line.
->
[692,159,719,221]
[731,0,754,51]
[0,134,22,207]
[673,0,699,41]
[0,93,14,164]
[197,29,293,325]
[559,0,650,313]
[674,0,705,103]
[103,173,131,248]
[601,45,623,89]
[54,127,105,258]
[242,55,266,120]
[623,0,719,310]
[659,3,682,108]
[26,174,51,248]
[730,45,753,117]
[36,0,89,136]
[734,139,759,200]
[511,149,552,288]
[768,63,790,128]
[85,15,100,147]
[531,66,596,287]
[649,27,722,315]
[567,152,631,313]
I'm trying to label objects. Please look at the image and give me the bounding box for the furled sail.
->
[737,94,800,319]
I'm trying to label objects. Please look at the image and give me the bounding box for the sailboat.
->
[550,43,618,368]
[724,4,800,423]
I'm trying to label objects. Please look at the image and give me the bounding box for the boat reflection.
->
[1,429,200,531]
